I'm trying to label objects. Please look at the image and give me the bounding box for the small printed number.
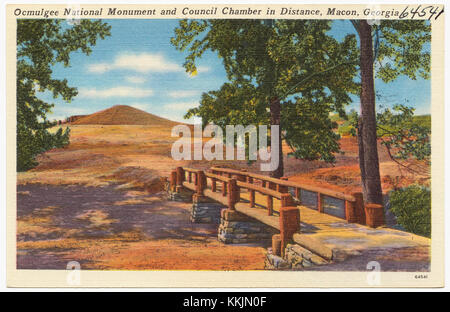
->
[415,274,428,279]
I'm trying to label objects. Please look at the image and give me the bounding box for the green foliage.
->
[282,97,341,163]
[389,185,431,237]
[174,19,359,163]
[185,82,263,128]
[374,21,431,83]
[17,19,110,171]
[377,105,431,163]
[174,19,431,168]
[335,104,431,169]
[336,109,358,137]
[411,114,431,130]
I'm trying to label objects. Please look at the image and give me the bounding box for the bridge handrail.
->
[210,166,356,202]
[184,167,202,173]
[205,172,231,183]
[237,181,283,200]
[170,166,365,225]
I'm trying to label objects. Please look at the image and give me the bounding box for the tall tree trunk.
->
[269,97,284,178]
[357,117,368,197]
[358,20,383,205]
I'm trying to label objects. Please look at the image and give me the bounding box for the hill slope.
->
[72,105,179,126]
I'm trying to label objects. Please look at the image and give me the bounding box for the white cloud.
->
[168,90,200,98]
[78,87,154,98]
[166,101,199,111]
[197,65,211,73]
[88,63,111,74]
[125,76,147,84]
[87,52,182,74]
[185,65,212,78]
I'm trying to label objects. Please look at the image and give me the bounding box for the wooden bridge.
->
[169,166,386,256]
[167,166,432,270]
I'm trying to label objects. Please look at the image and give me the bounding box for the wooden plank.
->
[235,202,280,230]
[182,181,196,192]
[292,233,334,261]
[205,172,231,183]
[211,166,355,202]
[184,167,202,173]
[210,167,242,175]
[247,172,354,201]
[203,189,228,206]
[236,181,282,199]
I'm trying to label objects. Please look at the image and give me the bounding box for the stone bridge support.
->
[191,194,225,224]
[218,209,277,244]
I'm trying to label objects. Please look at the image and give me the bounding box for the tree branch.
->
[280,59,358,100]
[381,137,423,175]
[350,20,360,36]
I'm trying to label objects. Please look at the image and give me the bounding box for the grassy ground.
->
[17,124,430,270]
[17,125,268,270]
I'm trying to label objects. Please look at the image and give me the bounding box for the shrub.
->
[389,185,431,237]
[17,126,71,172]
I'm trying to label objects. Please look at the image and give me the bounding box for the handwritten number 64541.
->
[400,5,444,20]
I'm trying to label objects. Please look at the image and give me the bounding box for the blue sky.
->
[39,19,431,123]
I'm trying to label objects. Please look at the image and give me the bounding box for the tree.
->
[342,103,431,175]
[172,19,359,177]
[377,104,431,175]
[350,20,430,204]
[17,19,111,171]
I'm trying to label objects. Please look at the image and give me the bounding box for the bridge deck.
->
[183,180,430,261]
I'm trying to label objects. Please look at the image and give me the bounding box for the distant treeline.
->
[334,113,431,137]
[57,115,87,125]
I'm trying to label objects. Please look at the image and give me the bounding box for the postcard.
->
[5,3,445,287]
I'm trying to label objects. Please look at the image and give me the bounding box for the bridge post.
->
[266,195,273,215]
[248,177,255,207]
[277,177,289,193]
[169,167,194,202]
[170,170,177,192]
[231,175,241,199]
[365,203,385,228]
[191,171,224,224]
[355,192,366,225]
[345,192,363,223]
[279,194,300,257]
[237,169,247,182]
[227,178,238,210]
[281,193,295,207]
[295,187,301,203]
[196,170,206,196]
[268,182,276,190]
[211,177,217,192]
[176,167,184,191]
[222,181,227,196]
[317,193,324,213]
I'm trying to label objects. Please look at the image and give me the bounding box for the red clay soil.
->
[72,105,180,126]
[285,136,430,194]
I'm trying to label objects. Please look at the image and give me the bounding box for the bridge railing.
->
[210,166,365,224]
[170,166,383,246]
[170,166,300,252]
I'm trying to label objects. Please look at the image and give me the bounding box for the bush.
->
[17,126,70,172]
[389,185,431,237]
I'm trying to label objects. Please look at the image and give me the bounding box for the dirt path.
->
[15,125,430,271]
[17,184,267,270]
